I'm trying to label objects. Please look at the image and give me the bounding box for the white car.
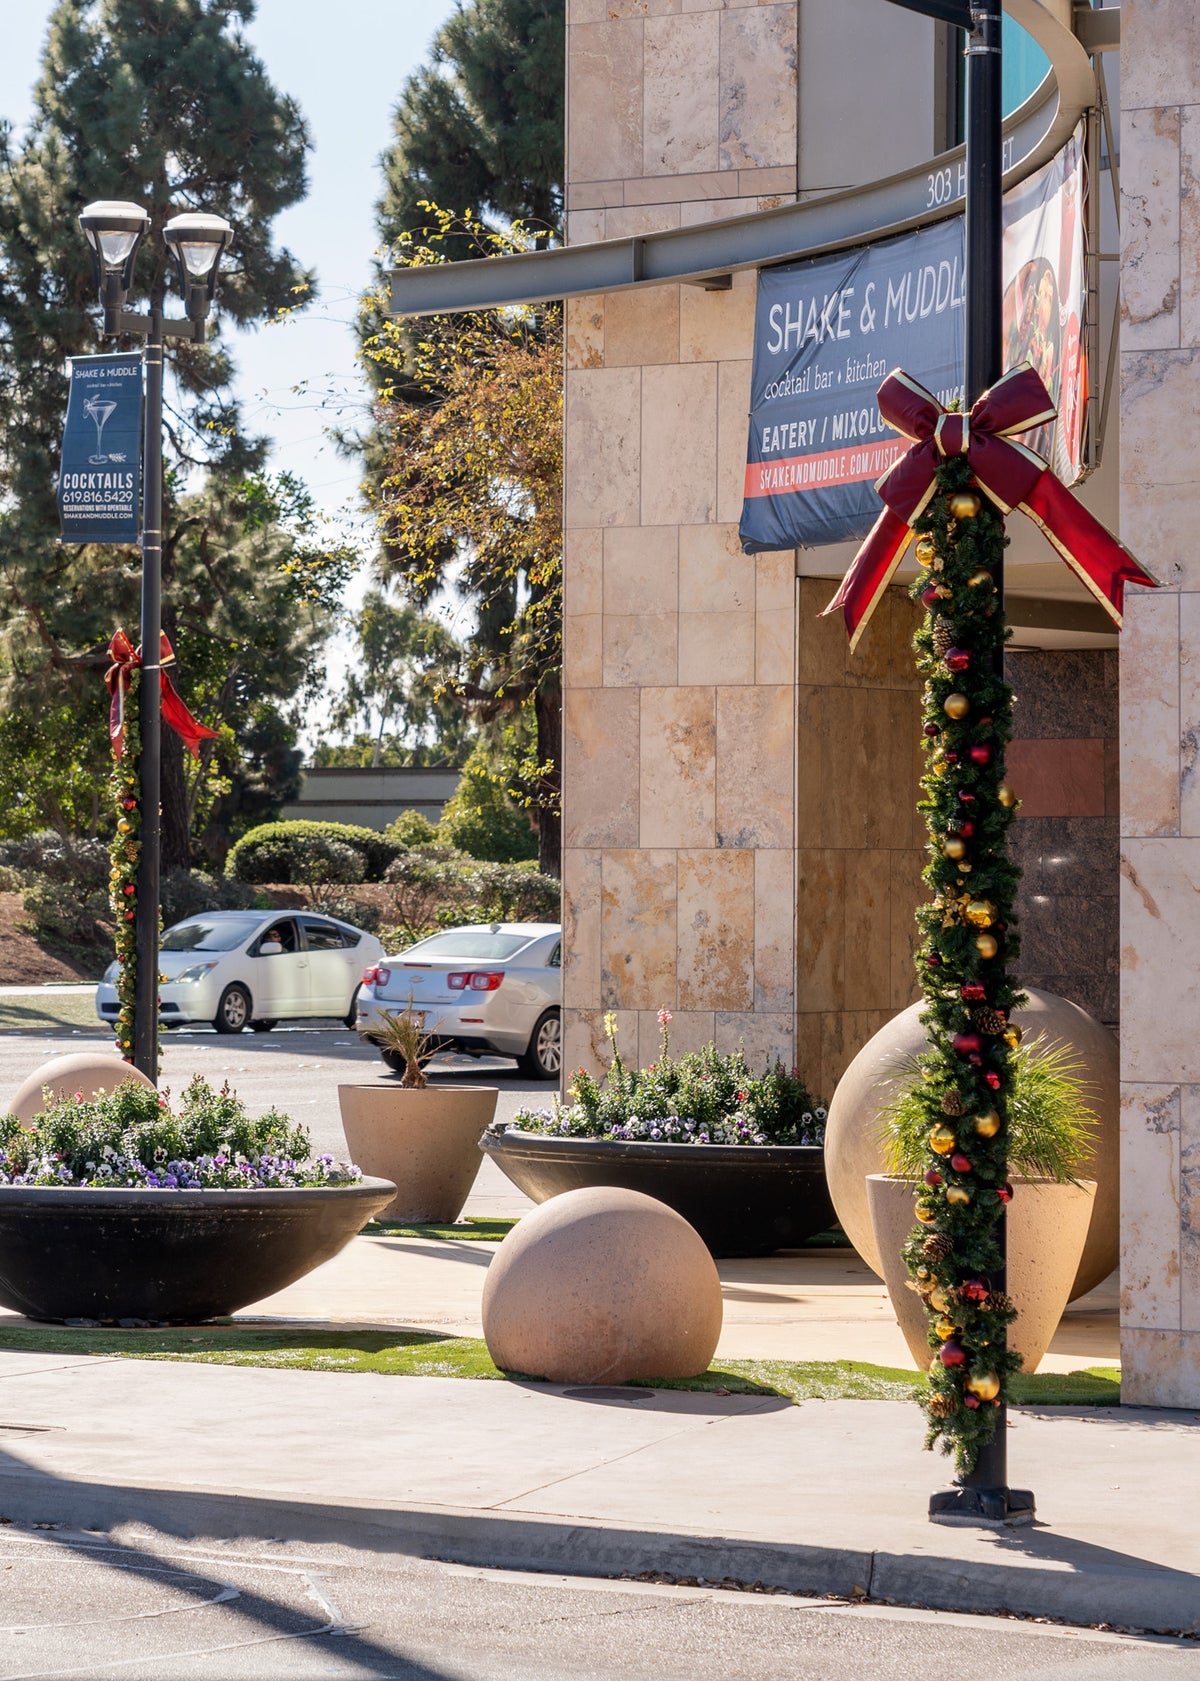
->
[95,909,386,1034]
[356,922,562,1080]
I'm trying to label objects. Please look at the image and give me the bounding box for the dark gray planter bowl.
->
[0,1176,396,1325]
[479,1127,835,1257]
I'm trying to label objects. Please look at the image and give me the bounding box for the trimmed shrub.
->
[1,831,108,889]
[381,854,560,948]
[20,879,110,949]
[385,809,438,849]
[159,869,261,927]
[466,862,560,925]
[435,752,537,864]
[224,821,402,885]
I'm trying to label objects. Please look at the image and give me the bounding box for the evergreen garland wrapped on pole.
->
[905,453,1023,1470]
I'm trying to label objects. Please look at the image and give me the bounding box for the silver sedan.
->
[95,909,386,1034]
[356,922,562,1079]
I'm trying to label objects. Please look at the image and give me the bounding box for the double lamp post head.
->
[79,199,233,339]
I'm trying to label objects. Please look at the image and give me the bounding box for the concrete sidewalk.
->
[0,1348,1197,1636]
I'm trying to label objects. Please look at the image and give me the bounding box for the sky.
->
[0,0,460,742]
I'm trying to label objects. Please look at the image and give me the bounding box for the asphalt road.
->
[1,1526,1196,1681]
[0,1022,553,1171]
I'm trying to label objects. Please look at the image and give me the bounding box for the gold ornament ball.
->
[942,836,966,861]
[973,1108,1001,1139]
[949,490,982,520]
[934,1317,958,1340]
[915,1202,938,1224]
[1003,1025,1023,1049]
[975,932,999,960]
[915,1265,932,1283]
[945,1184,972,1207]
[915,537,937,567]
[943,692,970,720]
[965,899,995,928]
[929,1124,957,1156]
[997,784,1017,808]
[967,569,992,588]
[966,1370,1001,1401]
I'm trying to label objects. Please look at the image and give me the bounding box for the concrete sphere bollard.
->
[481,1186,723,1385]
[822,988,1119,1301]
[7,1052,155,1126]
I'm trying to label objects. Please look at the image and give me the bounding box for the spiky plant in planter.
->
[362,1001,438,1089]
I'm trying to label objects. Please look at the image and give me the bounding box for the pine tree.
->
[0,0,347,867]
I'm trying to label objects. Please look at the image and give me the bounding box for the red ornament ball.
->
[964,1395,981,1410]
[122,799,136,811]
[958,820,975,837]
[961,982,986,1001]
[958,791,975,803]
[969,745,992,766]
[923,722,940,738]
[924,1168,943,1188]
[997,1183,1014,1204]
[940,1339,968,1368]
[968,1053,983,1067]
[985,1071,1002,1090]
[926,953,941,967]
[124,911,135,921]
[920,585,941,609]
[961,1279,988,1302]
[950,1152,972,1173]
[945,647,970,671]
[952,1031,982,1058]
[123,885,135,896]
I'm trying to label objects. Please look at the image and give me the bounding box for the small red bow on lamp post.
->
[822,363,1159,648]
[104,629,219,759]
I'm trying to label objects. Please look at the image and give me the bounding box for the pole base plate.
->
[929,1485,1036,1527]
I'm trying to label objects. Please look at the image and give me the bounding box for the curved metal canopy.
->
[387,0,1110,321]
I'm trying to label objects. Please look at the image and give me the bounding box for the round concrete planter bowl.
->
[823,988,1119,1299]
[482,1186,723,1384]
[479,1128,835,1257]
[337,1084,498,1223]
[866,1173,1097,1373]
[0,1177,397,1324]
[8,1051,155,1125]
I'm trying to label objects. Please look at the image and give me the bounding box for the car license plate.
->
[386,1008,425,1029]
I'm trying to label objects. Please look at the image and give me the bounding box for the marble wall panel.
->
[716,359,753,525]
[1008,648,1118,738]
[714,1010,796,1071]
[564,527,604,616]
[1120,0,1200,114]
[603,525,679,615]
[604,204,683,237]
[639,685,717,848]
[1180,1085,1200,1331]
[641,364,718,525]
[680,611,755,687]
[1120,589,1181,837]
[888,848,925,1013]
[1120,1084,1182,1331]
[564,614,603,688]
[716,685,795,848]
[1121,349,1200,592]
[1121,107,1182,351]
[566,297,605,368]
[755,551,797,686]
[677,847,755,1009]
[1004,739,1107,819]
[1178,592,1200,835]
[679,522,754,611]
[603,611,680,687]
[718,5,797,171]
[568,21,644,184]
[564,367,642,530]
[1120,839,1200,1085]
[754,848,795,1013]
[1181,108,1200,349]
[562,848,603,1009]
[842,850,891,1013]
[564,1008,639,1084]
[604,284,681,368]
[637,1009,716,1067]
[1120,1327,1200,1410]
[679,270,757,363]
[601,849,678,1008]
[643,12,720,175]
[563,689,641,848]
[795,848,845,1013]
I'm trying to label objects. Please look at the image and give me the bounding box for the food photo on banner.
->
[57,351,143,544]
[739,125,1087,555]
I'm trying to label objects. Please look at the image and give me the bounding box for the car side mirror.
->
[259,940,283,956]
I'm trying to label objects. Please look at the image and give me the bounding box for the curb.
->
[1,1468,1197,1636]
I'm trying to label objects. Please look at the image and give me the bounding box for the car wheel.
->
[380,1048,406,1075]
[343,986,361,1030]
[213,984,251,1034]
[519,1009,561,1081]
[250,1019,277,1033]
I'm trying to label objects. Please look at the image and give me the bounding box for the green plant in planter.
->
[879,1035,1098,1185]
[514,1011,826,1146]
[361,1000,438,1090]
[0,1077,359,1189]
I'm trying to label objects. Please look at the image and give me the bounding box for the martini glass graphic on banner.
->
[83,393,119,463]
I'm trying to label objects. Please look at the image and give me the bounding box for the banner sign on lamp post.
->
[740,128,1086,554]
[57,351,143,544]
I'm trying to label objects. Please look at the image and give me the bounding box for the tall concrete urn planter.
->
[866,1173,1097,1373]
[337,1084,498,1222]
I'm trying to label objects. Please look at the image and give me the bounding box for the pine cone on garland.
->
[989,1292,1016,1317]
[928,1392,957,1419]
[940,1090,966,1117]
[932,621,954,658]
[973,1007,1007,1036]
[923,1233,954,1263]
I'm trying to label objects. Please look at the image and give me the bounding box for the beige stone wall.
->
[1119,0,1200,1406]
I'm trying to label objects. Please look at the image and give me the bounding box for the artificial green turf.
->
[0,1323,1120,1404]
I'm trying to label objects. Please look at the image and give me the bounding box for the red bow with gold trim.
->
[821,363,1158,649]
[105,629,220,760]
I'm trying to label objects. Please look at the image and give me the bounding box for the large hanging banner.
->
[57,352,143,544]
[740,127,1086,553]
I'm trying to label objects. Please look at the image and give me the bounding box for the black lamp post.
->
[79,199,232,1084]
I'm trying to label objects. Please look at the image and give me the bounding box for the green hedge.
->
[382,854,560,947]
[224,821,402,886]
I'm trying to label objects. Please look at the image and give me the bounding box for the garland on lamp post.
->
[107,687,152,1065]
[903,450,1024,1472]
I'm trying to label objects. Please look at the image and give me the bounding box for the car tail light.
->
[361,965,390,987]
[448,971,504,991]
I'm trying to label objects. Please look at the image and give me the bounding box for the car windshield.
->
[161,917,263,953]
[402,930,533,962]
